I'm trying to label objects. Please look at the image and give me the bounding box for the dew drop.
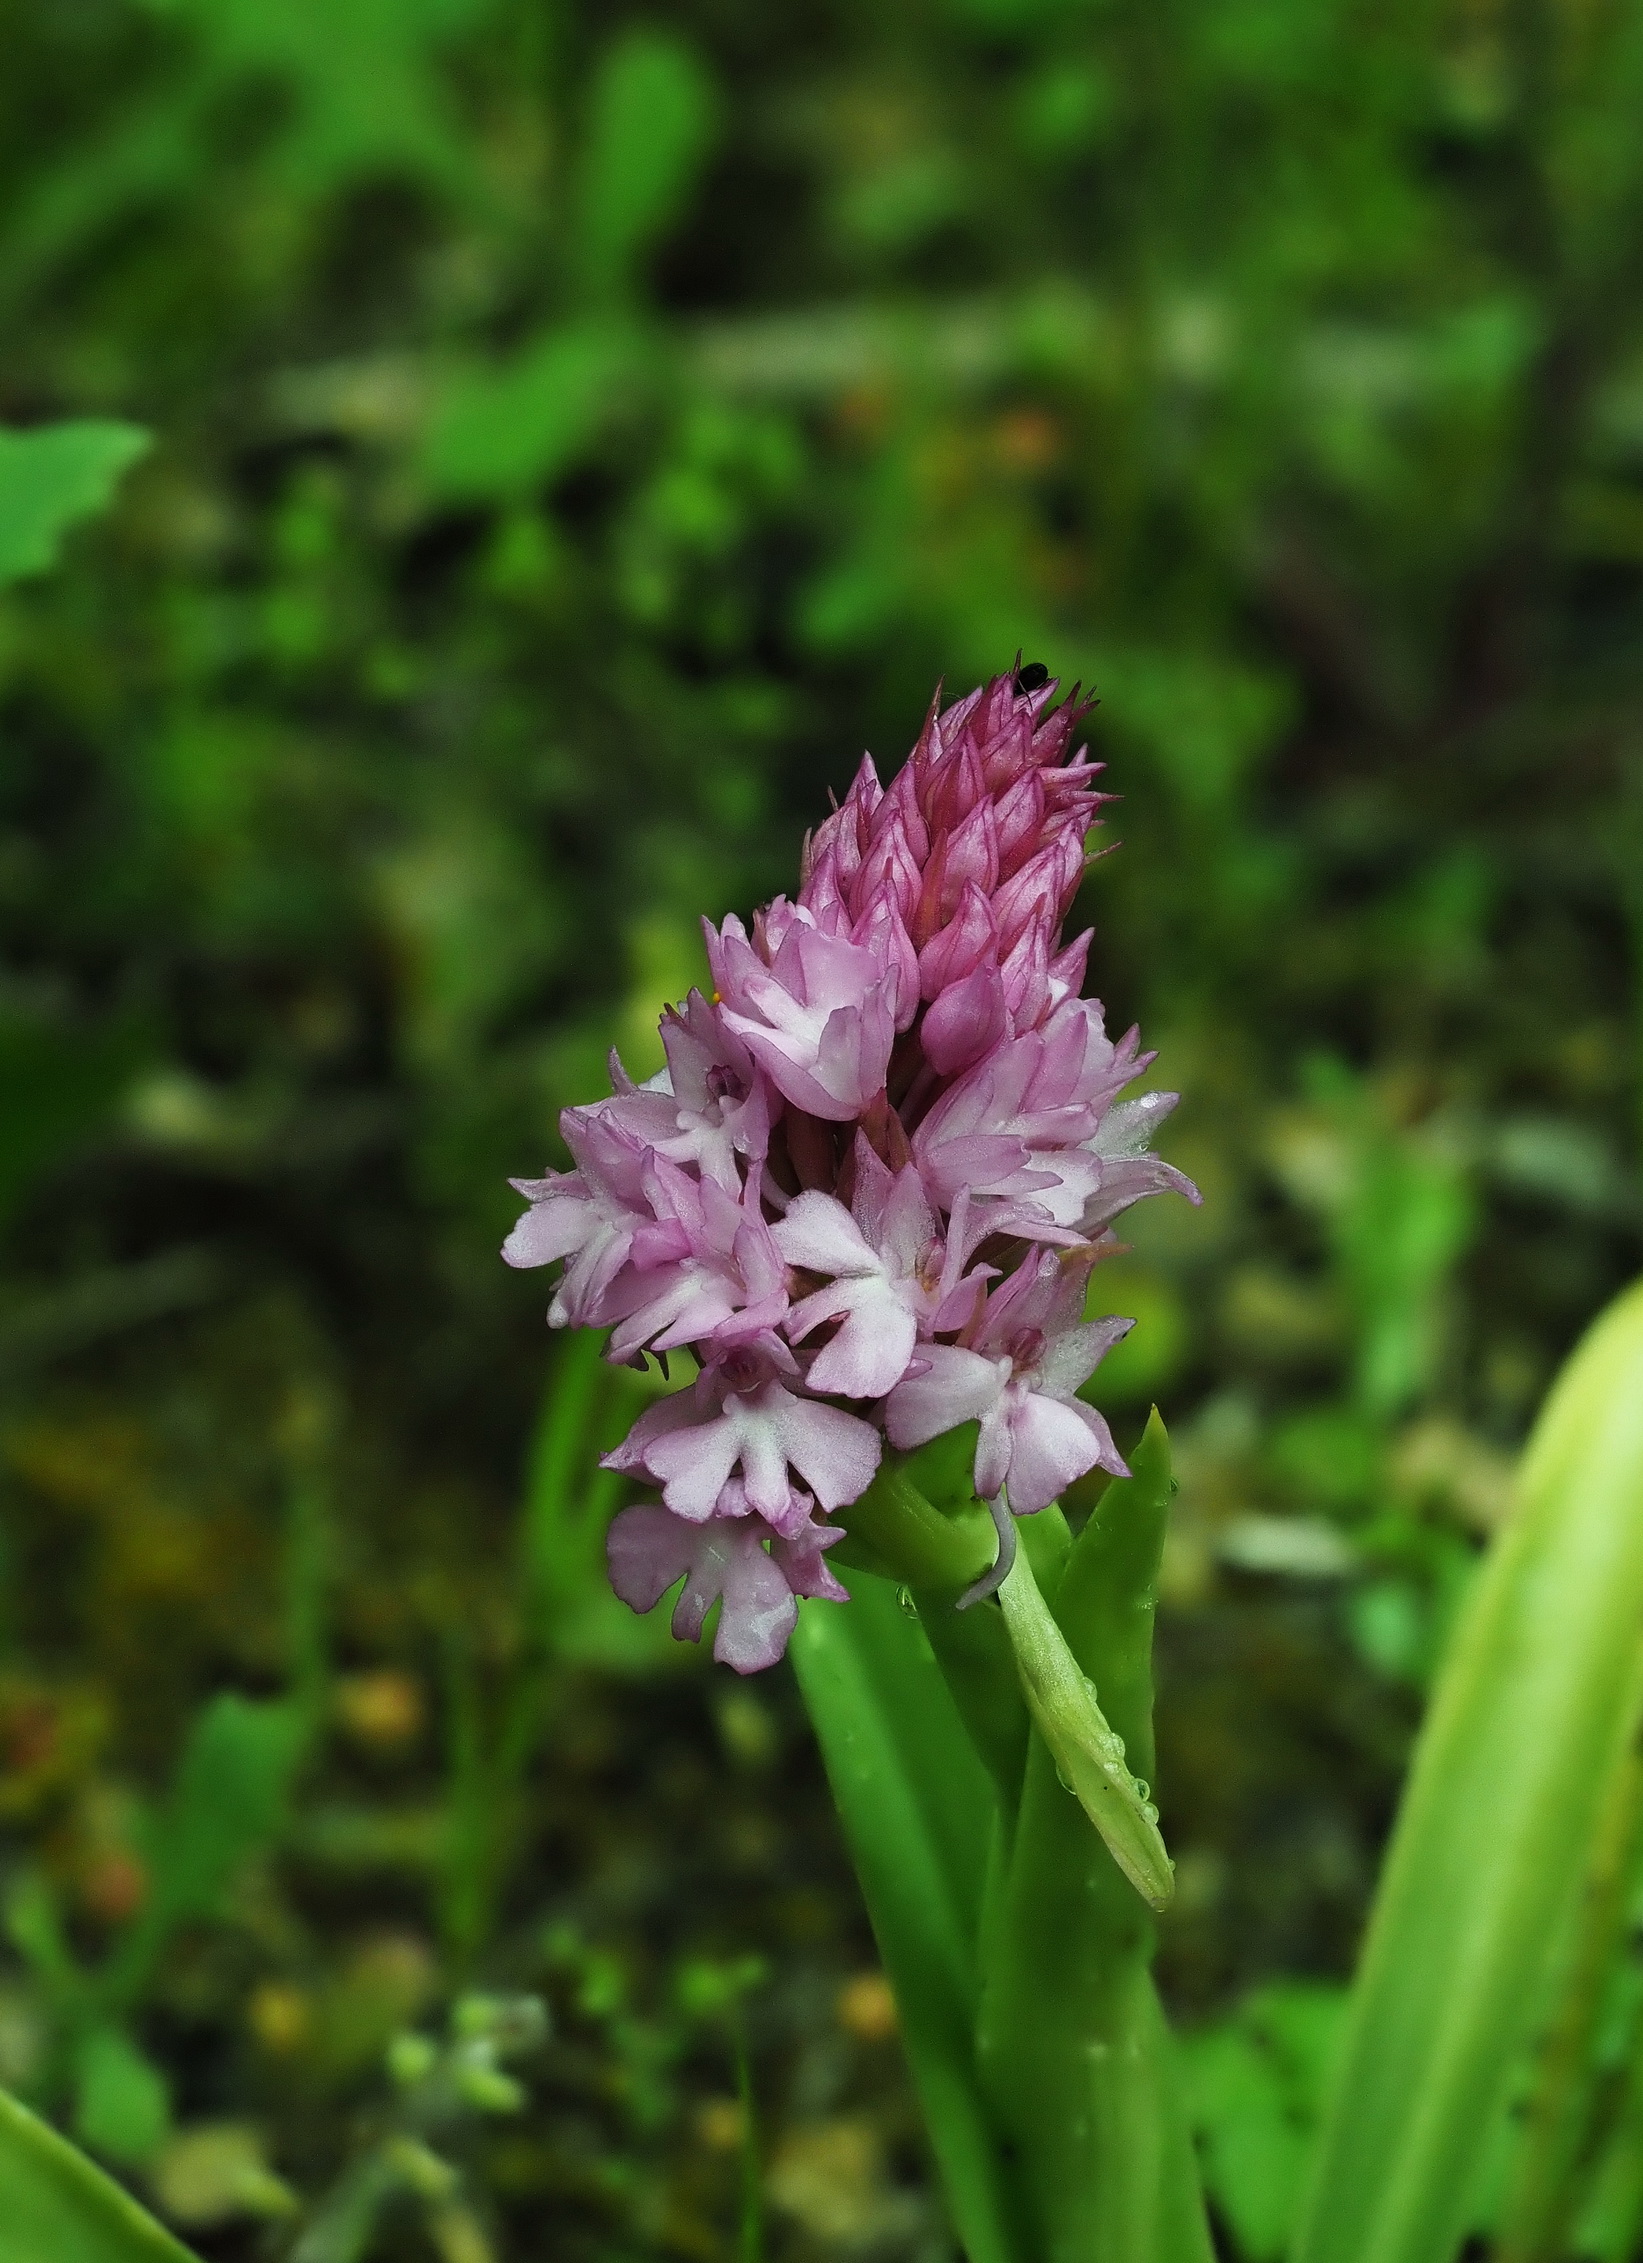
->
[896,1586,917,1617]
[1142,1801,1160,1825]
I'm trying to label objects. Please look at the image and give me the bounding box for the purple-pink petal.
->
[885,1344,1007,1453]
[998,1389,1125,1514]
[605,1504,806,1673]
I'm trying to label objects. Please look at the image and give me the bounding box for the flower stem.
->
[841,1456,998,1592]
[978,1413,1211,2263]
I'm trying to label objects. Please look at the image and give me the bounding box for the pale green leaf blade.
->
[1293,1277,1643,2263]
[110,1696,305,2004]
[0,422,149,585]
[574,30,719,295]
[73,2030,171,2168]
[0,2085,199,2263]
[420,326,633,501]
[790,1574,1025,2263]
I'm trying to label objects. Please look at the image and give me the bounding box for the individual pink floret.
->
[603,1338,881,1529]
[600,1163,788,1363]
[884,1250,1133,1514]
[707,900,897,1120]
[606,1496,847,1674]
[773,1142,988,1399]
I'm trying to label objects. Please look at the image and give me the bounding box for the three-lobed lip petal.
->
[886,1252,1134,1512]
[606,1497,848,1674]
[773,1143,972,1398]
[604,1349,883,1528]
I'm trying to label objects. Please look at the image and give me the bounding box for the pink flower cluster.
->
[505,672,1198,1671]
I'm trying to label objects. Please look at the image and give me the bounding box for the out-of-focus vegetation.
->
[2,0,1643,2256]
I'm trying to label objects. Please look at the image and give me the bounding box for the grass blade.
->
[1293,1277,1643,2263]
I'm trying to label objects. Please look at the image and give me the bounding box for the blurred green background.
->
[2,1,1643,2256]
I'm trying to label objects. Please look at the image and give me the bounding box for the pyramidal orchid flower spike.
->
[507,669,1215,2262]
[504,670,1199,1676]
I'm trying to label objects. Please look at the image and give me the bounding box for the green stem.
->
[976,1414,1212,2263]
[841,1457,997,1590]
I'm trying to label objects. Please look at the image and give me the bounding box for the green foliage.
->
[1296,1280,1643,2263]
[0,424,147,587]
[4,1689,306,2169]
[975,1416,1213,2263]
[574,30,720,301]
[289,1992,545,2263]
[73,2027,171,2169]
[1184,1983,1345,2262]
[0,2086,197,2263]
[141,1695,303,1931]
[423,324,638,502]
[798,1416,1214,2263]
[789,1567,1023,2263]
[0,1012,148,1234]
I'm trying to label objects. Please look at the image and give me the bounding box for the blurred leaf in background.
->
[0,424,148,586]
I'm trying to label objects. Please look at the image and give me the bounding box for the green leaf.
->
[977,1413,1215,2263]
[996,1536,1176,1911]
[1189,2022,1310,2263]
[909,1572,1030,1819]
[1184,1984,1346,2263]
[169,0,486,198]
[73,2029,171,2169]
[790,1571,1025,2263]
[0,2086,198,2262]
[0,422,149,586]
[151,1696,304,1924]
[421,324,635,501]
[1293,1276,1643,2263]
[5,1869,84,2002]
[573,31,720,297]
[111,1696,304,2003]
[0,1010,149,1231]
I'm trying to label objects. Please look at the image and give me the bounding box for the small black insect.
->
[1014,660,1050,693]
